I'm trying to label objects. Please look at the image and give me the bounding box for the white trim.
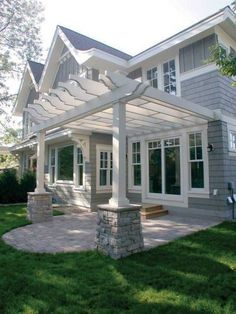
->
[180,64,218,82]
[129,7,234,66]
[128,139,142,191]
[96,144,112,192]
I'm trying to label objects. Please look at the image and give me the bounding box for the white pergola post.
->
[109,102,130,207]
[35,131,46,193]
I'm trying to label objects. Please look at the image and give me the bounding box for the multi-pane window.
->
[147,67,158,88]
[148,138,181,195]
[163,59,177,95]
[132,142,141,186]
[50,148,56,184]
[189,133,204,188]
[229,132,236,150]
[77,148,84,186]
[99,151,112,187]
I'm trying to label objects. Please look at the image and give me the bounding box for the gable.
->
[53,52,80,88]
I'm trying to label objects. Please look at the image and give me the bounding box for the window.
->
[148,138,181,195]
[179,34,217,72]
[132,142,141,186]
[77,147,84,186]
[57,145,74,181]
[147,67,158,88]
[50,148,56,184]
[229,131,236,151]
[163,59,177,95]
[189,133,204,189]
[97,147,113,189]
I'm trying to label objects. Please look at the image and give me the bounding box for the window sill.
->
[96,188,112,194]
[188,191,210,198]
[128,187,142,193]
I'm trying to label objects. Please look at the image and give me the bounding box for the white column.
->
[109,102,130,207]
[35,131,46,193]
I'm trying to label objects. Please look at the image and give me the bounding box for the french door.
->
[148,137,181,196]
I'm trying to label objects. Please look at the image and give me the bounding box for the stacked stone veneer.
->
[27,192,53,223]
[96,205,144,259]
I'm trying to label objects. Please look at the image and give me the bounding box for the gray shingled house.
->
[11,6,236,256]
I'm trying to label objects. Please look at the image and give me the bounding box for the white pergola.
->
[25,72,217,207]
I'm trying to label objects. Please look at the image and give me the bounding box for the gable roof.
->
[59,25,132,61]
[28,61,44,84]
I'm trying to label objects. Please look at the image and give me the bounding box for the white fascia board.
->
[81,48,129,68]
[14,68,33,116]
[128,10,227,67]
[38,27,63,92]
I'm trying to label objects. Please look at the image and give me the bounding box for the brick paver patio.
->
[2,212,221,253]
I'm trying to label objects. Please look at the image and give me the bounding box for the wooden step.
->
[141,204,168,219]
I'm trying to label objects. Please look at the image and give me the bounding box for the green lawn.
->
[0,205,236,314]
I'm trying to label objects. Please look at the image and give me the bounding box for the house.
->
[12,6,236,225]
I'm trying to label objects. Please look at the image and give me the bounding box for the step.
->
[141,204,168,219]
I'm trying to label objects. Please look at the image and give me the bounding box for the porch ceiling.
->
[26,72,217,137]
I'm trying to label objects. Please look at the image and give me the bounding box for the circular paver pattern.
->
[2,212,221,254]
[2,213,97,253]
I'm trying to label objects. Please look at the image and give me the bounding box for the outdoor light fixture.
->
[207,143,214,152]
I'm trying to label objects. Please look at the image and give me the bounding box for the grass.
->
[0,205,236,314]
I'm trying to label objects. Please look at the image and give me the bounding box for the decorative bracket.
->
[69,133,90,162]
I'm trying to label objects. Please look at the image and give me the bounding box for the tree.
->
[209,1,236,85]
[0,0,44,138]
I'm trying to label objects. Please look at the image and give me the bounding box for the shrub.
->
[0,169,20,203]
[0,169,36,203]
[19,171,36,202]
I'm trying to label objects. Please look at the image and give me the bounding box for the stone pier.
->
[27,192,53,223]
[96,204,144,259]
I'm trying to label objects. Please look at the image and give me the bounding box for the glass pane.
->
[196,147,202,160]
[170,84,177,95]
[165,146,181,195]
[152,67,158,78]
[57,145,73,180]
[78,165,83,186]
[133,165,141,186]
[137,142,140,152]
[137,153,141,164]
[132,154,136,164]
[190,147,195,160]
[51,166,55,184]
[149,149,162,193]
[164,74,169,86]
[196,133,202,146]
[147,70,151,80]
[152,79,158,88]
[110,170,112,185]
[132,142,136,153]
[189,134,195,146]
[51,149,55,165]
[100,170,107,186]
[191,161,204,188]
[170,59,175,71]
[163,62,169,73]
[164,86,170,93]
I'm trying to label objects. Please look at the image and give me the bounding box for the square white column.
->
[109,102,130,207]
[35,131,46,193]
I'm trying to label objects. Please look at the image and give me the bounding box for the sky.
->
[40,0,232,59]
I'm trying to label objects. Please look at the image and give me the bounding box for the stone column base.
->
[27,192,53,223]
[96,204,144,259]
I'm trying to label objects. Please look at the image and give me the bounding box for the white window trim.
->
[96,144,112,192]
[48,143,85,190]
[144,55,181,96]
[187,128,209,195]
[228,125,236,154]
[128,140,142,192]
